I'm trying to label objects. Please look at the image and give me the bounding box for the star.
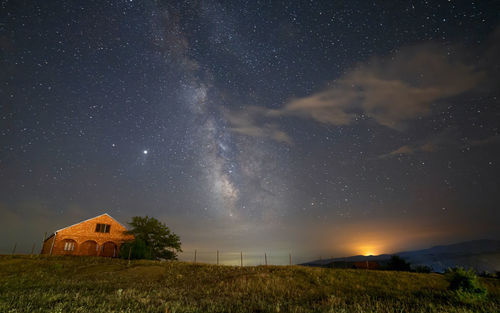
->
[143,150,148,155]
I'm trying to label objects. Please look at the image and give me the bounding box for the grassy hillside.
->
[1,255,499,313]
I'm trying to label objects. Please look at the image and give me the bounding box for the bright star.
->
[143,150,148,155]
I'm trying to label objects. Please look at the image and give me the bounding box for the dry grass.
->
[1,255,499,312]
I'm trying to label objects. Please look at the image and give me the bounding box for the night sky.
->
[1,1,499,264]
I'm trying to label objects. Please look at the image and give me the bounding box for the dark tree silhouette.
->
[120,216,182,260]
[387,255,411,271]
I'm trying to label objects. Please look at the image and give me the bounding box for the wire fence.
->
[178,250,302,266]
[1,242,39,256]
[4,243,315,266]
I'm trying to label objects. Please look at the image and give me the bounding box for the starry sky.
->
[1,1,499,264]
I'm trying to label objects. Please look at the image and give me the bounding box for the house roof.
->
[44,213,128,242]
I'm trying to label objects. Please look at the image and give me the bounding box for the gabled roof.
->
[44,213,128,241]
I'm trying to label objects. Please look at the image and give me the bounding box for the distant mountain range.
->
[302,240,500,273]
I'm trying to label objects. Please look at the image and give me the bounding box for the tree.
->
[386,255,411,271]
[120,216,182,260]
[119,238,153,260]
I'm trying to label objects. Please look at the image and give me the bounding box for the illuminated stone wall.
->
[41,214,134,257]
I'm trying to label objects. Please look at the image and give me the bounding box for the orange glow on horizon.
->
[321,218,455,259]
[358,246,379,256]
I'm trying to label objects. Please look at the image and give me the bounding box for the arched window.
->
[63,239,76,251]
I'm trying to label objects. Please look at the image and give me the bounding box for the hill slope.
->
[303,240,500,272]
[1,255,499,312]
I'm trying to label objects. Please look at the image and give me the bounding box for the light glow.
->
[358,246,380,256]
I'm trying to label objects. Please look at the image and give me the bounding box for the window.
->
[95,223,111,233]
[64,241,75,251]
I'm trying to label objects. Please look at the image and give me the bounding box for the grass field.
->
[1,255,499,312]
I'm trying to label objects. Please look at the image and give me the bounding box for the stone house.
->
[41,213,134,257]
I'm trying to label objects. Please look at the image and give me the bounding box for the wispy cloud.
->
[279,44,484,130]
[223,107,293,144]
[468,135,500,147]
[379,145,416,159]
[225,31,500,142]
[380,129,500,159]
[380,127,461,158]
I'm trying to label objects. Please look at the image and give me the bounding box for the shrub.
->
[413,265,432,273]
[386,255,411,271]
[445,267,487,302]
[478,271,494,278]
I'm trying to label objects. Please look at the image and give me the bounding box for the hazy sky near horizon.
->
[1,1,500,264]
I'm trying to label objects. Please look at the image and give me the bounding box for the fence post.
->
[289,253,292,266]
[194,249,197,263]
[12,243,17,255]
[217,250,219,265]
[240,251,243,267]
[265,253,267,266]
[31,243,35,255]
[42,232,47,254]
[49,232,57,255]
[127,246,132,266]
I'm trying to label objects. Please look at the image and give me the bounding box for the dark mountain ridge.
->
[302,239,500,272]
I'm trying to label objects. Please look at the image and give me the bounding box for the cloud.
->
[468,135,500,147]
[281,43,484,129]
[379,145,416,159]
[380,129,500,159]
[224,107,293,144]
[275,88,357,126]
[224,33,498,142]
[380,128,460,158]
